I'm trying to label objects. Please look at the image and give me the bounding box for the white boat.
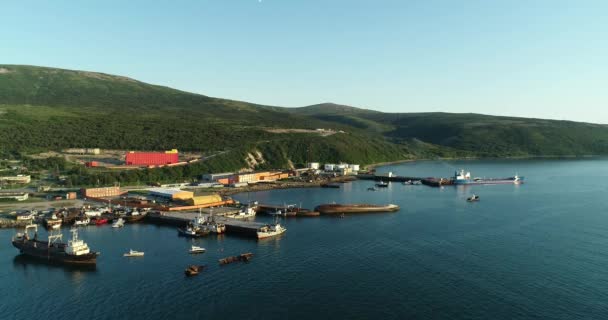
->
[44,213,62,229]
[189,245,206,254]
[112,218,125,228]
[257,219,287,239]
[83,208,106,217]
[74,217,90,226]
[229,206,256,219]
[124,249,144,257]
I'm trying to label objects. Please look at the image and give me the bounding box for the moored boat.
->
[112,218,125,228]
[467,194,480,202]
[257,219,286,239]
[95,218,108,226]
[185,264,206,276]
[452,169,524,185]
[189,245,206,254]
[123,249,144,257]
[12,225,99,265]
[44,213,62,229]
[376,181,389,188]
[314,203,400,214]
[74,216,90,226]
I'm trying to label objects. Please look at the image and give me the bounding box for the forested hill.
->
[1,64,608,171]
[293,104,608,157]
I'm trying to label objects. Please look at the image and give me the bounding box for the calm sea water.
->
[2,159,608,320]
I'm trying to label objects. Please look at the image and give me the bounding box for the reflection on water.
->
[13,254,97,274]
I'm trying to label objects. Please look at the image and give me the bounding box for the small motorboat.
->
[95,218,108,226]
[124,249,144,257]
[367,187,377,191]
[402,180,412,185]
[467,194,480,202]
[189,245,206,254]
[375,181,389,188]
[112,218,125,228]
[185,265,207,277]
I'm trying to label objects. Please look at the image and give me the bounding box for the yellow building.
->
[186,194,223,206]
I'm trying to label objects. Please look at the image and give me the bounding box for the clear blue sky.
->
[2,0,607,123]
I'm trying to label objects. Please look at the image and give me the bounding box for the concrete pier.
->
[147,210,266,238]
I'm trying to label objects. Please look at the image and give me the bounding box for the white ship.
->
[257,218,287,239]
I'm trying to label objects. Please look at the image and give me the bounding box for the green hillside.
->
[0,65,411,176]
[2,64,608,186]
[293,104,608,157]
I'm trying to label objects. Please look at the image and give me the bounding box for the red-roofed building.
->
[125,150,179,166]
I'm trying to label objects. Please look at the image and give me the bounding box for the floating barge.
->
[314,203,400,215]
[256,204,320,217]
[219,252,254,265]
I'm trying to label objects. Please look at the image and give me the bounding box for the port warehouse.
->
[125,149,179,166]
[203,171,291,184]
[0,192,28,201]
[148,188,194,201]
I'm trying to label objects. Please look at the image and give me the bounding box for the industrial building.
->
[149,188,194,200]
[235,173,257,183]
[307,162,320,170]
[0,175,31,184]
[63,148,101,155]
[186,194,223,206]
[125,149,179,166]
[0,192,28,201]
[82,186,123,198]
[202,172,235,182]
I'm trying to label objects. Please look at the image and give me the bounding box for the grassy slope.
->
[292,104,608,157]
[0,65,408,172]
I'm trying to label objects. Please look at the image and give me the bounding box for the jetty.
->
[147,211,265,238]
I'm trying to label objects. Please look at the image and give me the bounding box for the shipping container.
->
[67,192,77,200]
[217,178,230,185]
[85,161,99,167]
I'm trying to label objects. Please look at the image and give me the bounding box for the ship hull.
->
[315,204,400,214]
[12,240,98,265]
[454,178,524,185]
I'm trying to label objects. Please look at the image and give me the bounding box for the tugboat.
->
[12,225,99,265]
[257,217,287,239]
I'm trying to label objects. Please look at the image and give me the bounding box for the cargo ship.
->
[314,203,400,214]
[452,170,524,185]
[12,225,99,265]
